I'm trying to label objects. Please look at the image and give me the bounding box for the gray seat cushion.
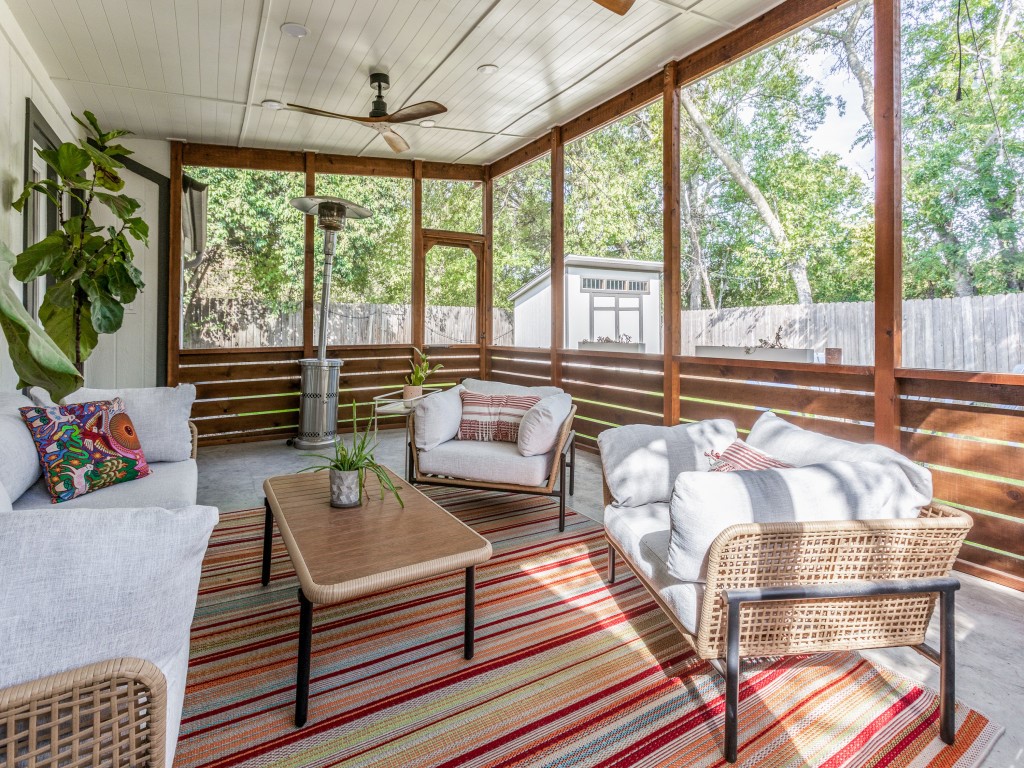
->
[0,504,219,768]
[604,502,700,635]
[0,391,42,503]
[418,440,554,487]
[13,460,198,511]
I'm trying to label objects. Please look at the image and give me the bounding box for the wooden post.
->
[167,141,183,386]
[481,166,494,378]
[873,0,902,449]
[551,127,565,387]
[303,152,316,357]
[412,160,425,353]
[662,64,682,426]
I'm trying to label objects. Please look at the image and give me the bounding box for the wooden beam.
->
[181,143,305,172]
[676,0,848,87]
[873,0,902,449]
[550,126,565,387]
[303,152,316,357]
[412,160,425,351]
[662,65,682,426]
[420,229,486,246]
[562,72,663,144]
[315,153,412,177]
[167,141,183,386]
[482,165,494,376]
[422,161,486,181]
[488,136,551,179]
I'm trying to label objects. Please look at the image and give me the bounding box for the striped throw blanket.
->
[710,439,794,471]
[458,391,540,442]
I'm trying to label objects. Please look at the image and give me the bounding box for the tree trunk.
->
[814,0,873,124]
[681,180,716,309]
[680,88,813,304]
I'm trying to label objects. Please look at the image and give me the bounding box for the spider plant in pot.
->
[403,347,443,404]
[301,403,403,508]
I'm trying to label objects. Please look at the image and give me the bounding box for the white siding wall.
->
[0,0,78,392]
[511,282,552,348]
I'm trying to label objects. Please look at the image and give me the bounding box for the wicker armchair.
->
[602,476,972,762]
[410,405,577,531]
[0,658,166,768]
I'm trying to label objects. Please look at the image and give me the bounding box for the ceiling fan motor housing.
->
[369,72,390,117]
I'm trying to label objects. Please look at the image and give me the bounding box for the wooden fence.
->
[183,298,513,349]
[683,292,1024,372]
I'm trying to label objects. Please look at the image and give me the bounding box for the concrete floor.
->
[198,430,1023,766]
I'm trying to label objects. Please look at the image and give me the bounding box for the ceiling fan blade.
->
[380,128,411,154]
[385,101,448,124]
[592,0,636,14]
[286,103,379,123]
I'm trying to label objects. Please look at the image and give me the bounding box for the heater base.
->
[295,358,343,450]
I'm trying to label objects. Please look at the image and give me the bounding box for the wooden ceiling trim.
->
[489,136,551,179]
[675,0,849,87]
[561,71,663,145]
[315,154,414,178]
[182,143,306,172]
[421,162,486,181]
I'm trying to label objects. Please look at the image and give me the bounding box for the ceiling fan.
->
[288,73,447,154]
[592,0,637,14]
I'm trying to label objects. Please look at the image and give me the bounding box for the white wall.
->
[512,282,551,348]
[0,0,78,392]
[0,0,169,392]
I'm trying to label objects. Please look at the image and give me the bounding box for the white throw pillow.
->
[461,377,563,399]
[0,392,42,503]
[61,385,197,463]
[666,461,920,583]
[597,420,736,507]
[414,384,465,451]
[747,411,932,508]
[518,393,573,456]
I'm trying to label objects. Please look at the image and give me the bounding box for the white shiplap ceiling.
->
[7,0,783,164]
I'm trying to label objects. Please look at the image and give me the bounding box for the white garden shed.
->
[508,255,663,352]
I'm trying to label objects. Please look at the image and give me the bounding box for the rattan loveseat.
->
[598,413,973,763]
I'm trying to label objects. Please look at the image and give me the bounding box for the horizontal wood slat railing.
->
[181,345,477,446]
[896,369,1024,591]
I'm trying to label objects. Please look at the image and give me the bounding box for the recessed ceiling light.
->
[477,64,499,75]
[280,22,309,38]
[419,119,436,128]
[261,99,284,110]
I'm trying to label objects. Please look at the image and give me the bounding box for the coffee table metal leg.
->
[464,566,475,660]
[295,589,313,727]
[261,498,273,586]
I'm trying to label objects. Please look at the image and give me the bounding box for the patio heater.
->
[289,195,372,449]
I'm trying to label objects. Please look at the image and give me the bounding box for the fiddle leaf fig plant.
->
[11,111,147,371]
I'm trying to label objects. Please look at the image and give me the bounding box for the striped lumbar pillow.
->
[458,392,540,443]
[709,439,793,472]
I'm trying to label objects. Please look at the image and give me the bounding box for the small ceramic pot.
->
[403,384,423,405]
[330,468,362,508]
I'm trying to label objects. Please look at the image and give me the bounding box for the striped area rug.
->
[176,489,1000,767]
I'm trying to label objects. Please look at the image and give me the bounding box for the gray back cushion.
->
[462,378,563,398]
[518,393,573,457]
[598,420,737,507]
[0,392,42,503]
[63,385,197,463]
[747,411,932,504]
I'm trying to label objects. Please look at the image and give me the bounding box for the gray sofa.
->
[0,385,216,767]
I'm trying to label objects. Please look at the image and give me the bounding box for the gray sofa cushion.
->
[604,503,700,635]
[13,459,198,511]
[666,460,924,585]
[518,393,573,457]
[62,385,197,463]
[418,440,554,487]
[0,481,11,514]
[0,391,41,503]
[0,504,219,768]
[462,377,563,398]
[414,385,465,452]
[597,420,736,507]
[747,411,932,506]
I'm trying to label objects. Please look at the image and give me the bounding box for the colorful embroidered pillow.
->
[708,439,793,472]
[19,398,151,503]
[458,391,540,443]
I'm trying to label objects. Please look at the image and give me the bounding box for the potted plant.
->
[301,403,403,508]
[579,334,645,353]
[404,347,443,404]
[8,112,147,375]
[695,326,816,363]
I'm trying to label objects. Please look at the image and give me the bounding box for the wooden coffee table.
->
[261,469,492,727]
